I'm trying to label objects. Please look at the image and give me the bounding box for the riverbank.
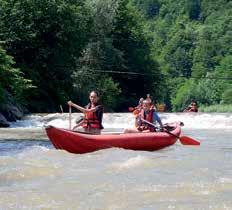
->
[0,91,26,127]
[199,104,232,112]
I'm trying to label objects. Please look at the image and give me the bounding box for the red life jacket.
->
[137,109,155,132]
[82,104,103,129]
[188,107,198,112]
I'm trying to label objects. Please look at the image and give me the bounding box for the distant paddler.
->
[183,100,198,112]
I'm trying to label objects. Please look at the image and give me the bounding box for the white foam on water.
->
[8,112,232,129]
[9,115,44,128]
[113,155,151,170]
[18,145,50,157]
[218,177,232,184]
[45,118,70,129]
[161,113,232,129]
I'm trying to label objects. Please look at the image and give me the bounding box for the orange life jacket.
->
[133,108,141,116]
[137,109,155,132]
[82,104,103,129]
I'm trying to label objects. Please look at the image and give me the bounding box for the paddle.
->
[141,119,200,145]
[60,104,63,113]
[69,105,72,130]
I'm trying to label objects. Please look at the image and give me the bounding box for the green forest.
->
[0,0,231,112]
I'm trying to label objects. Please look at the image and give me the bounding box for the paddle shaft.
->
[69,105,72,130]
[141,119,200,145]
[143,119,178,137]
[60,105,63,113]
[140,118,157,126]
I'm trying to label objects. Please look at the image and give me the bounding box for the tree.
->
[72,0,123,108]
[111,0,162,105]
[0,0,92,111]
[0,45,32,102]
[132,0,160,18]
[185,0,201,20]
[73,0,162,110]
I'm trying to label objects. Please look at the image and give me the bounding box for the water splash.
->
[9,112,232,129]
[112,155,151,170]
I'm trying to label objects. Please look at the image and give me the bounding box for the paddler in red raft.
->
[129,97,144,115]
[68,90,104,134]
[128,97,143,111]
[124,99,163,133]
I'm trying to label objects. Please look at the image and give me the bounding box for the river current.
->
[0,112,232,209]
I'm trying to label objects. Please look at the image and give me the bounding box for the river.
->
[0,112,232,209]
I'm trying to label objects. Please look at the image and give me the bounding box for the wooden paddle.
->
[60,104,63,113]
[141,119,200,145]
[69,105,72,130]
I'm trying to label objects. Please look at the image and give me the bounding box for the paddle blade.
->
[179,136,200,145]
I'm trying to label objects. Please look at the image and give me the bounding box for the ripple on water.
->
[0,113,231,209]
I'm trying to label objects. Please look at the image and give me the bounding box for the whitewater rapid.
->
[0,112,232,209]
[9,112,232,130]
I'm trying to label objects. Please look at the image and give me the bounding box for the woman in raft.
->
[124,99,163,133]
[68,90,104,134]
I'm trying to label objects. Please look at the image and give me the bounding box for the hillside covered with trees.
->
[0,0,231,114]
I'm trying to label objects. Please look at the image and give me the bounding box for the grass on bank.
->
[199,104,232,113]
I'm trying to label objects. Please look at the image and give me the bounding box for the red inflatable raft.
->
[45,122,181,154]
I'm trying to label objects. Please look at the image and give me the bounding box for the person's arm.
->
[68,101,100,113]
[135,115,142,127]
[68,101,85,112]
[153,112,163,128]
[72,121,84,130]
[183,105,192,112]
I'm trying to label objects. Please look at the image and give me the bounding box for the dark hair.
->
[89,90,100,97]
[191,100,198,105]
[88,90,101,105]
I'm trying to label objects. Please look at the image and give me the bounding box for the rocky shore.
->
[0,91,25,127]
